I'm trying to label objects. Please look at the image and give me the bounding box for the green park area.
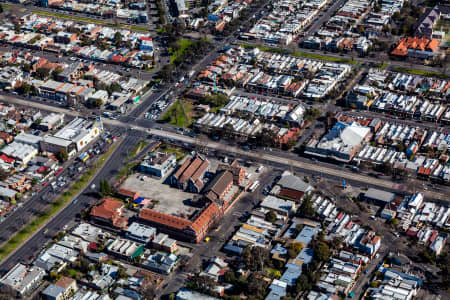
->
[161,99,193,128]
[170,39,194,63]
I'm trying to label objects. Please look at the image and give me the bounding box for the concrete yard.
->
[121,173,199,219]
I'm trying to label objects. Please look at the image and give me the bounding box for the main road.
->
[2,93,448,201]
[0,130,148,273]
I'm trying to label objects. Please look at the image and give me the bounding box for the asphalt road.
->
[0,129,148,273]
[159,168,276,297]
[3,93,448,200]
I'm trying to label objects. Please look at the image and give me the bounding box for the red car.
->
[58,168,63,173]
[42,182,47,187]
[54,172,59,177]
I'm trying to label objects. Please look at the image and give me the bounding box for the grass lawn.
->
[66,268,78,278]
[377,62,388,70]
[0,143,117,262]
[130,25,149,31]
[1,4,11,8]
[393,67,448,79]
[33,10,148,32]
[170,39,194,63]
[126,140,149,162]
[161,99,193,128]
[292,51,358,64]
[157,144,186,161]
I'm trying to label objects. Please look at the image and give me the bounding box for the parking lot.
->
[121,172,200,218]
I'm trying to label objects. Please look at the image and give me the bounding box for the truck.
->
[249,180,260,192]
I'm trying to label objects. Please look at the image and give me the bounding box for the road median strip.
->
[33,10,148,32]
[238,43,359,65]
[0,142,118,262]
[392,67,448,79]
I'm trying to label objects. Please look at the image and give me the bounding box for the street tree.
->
[57,148,69,162]
[99,179,112,196]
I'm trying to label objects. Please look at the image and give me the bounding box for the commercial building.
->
[125,222,156,244]
[34,244,79,271]
[139,202,220,243]
[37,113,65,131]
[51,117,103,152]
[260,196,296,217]
[363,188,395,206]
[152,233,178,253]
[139,152,176,178]
[305,121,371,162]
[1,142,38,164]
[271,171,312,200]
[40,135,75,156]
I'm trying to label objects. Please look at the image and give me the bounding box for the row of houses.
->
[365,267,422,300]
[304,0,405,52]
[0,51,148,108]
[220,95,306,124]
[207,0,249,32]
[195,46,352,100]
[0,14,154,69]
[362,189,449,255]
[39,0,149,23]
[242,0,327,45]
[330,113,450,182]
[0,220,166,298]
[242,172,383,299]
[195,112,301,144]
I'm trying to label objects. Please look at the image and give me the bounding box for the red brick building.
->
[90,197,128,229]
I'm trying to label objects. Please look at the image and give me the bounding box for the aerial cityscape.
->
[0,0,447,299]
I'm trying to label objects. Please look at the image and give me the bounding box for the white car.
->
[69,57,77,61]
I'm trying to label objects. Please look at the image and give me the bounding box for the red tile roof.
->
[179,157,203,184]
[391,37,440,56]
[55,277,75,289]
[117,188,139,200]
[174,156,209,185]
[90,197,124,222]
[190,203,219,234]
[139,208,192,230]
